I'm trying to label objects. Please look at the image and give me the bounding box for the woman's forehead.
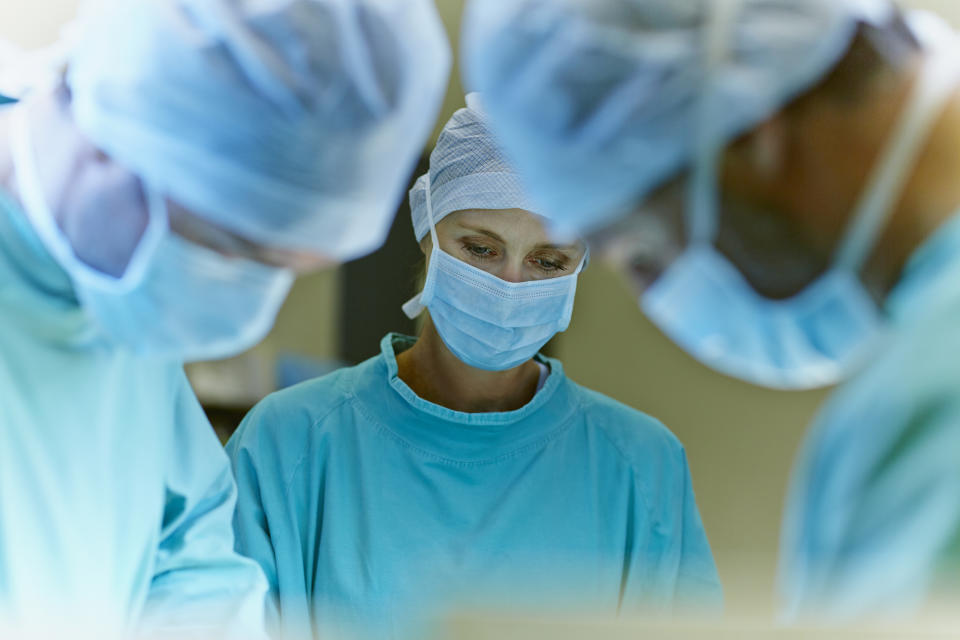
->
[442,208,567,241]
[446,208,540,227]
[443,209,586,250]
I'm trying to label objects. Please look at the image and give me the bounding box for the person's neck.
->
[865,82,960,297]
[395,317,542,413]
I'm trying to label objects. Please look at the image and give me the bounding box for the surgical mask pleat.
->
[637,36,957,390]
[80,226,294,361]
[402,173,583,370]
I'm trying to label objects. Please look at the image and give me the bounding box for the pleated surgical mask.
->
[11,103,294,361]
[402,176,584,371]
[641,2,960,390]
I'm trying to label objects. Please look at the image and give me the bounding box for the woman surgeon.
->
[226,96,722,640]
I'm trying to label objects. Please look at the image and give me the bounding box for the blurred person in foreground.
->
[226,97,721,640]
[0,0,448,637]
[465,0,960,623]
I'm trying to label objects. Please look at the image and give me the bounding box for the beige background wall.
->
[2,0,958,618]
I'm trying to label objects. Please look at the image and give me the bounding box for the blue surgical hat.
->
[409,94,538,242]
[68,0,450,260]
[464,0,895,236]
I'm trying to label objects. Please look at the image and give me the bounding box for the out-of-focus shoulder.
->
[567,381,685,466]
[230,357,379,449]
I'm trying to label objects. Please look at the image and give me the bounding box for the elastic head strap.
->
[424,172,440,252]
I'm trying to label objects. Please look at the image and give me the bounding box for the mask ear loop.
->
[401,173,436,319]
[423,173,440,257]
[833,47,960,273]
[686,0,743,248]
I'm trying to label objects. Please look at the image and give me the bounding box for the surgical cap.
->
[68,0,450,260]
[409,94,537,242]
[464,0,895,235]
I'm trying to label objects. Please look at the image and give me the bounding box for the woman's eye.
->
[465,244,496,259]
[532,257,567,272]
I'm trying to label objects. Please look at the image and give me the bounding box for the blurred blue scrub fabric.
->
[781,212,960,619]
[0,190,267,636]
[227,333,722,640]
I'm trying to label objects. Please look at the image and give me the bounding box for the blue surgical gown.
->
[0,190,267,636]
[781,212,960,619]
[227,333,721,639]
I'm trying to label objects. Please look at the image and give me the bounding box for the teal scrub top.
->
[228,333,721,640]
[0,189,267,637]
[781,212,960,619]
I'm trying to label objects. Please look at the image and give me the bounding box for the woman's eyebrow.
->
[458,224,580,252]
[457,224,506,243]
[532,242,581,251]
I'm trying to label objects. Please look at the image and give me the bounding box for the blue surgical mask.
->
[402,176,584,371]
[641,40,960,390]
[11,104,294,362]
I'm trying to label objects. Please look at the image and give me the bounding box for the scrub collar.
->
[369,333,578,464]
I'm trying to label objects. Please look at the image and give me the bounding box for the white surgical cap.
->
[409,94,537,242]
[68,0,451,260]
[464,0,896,235]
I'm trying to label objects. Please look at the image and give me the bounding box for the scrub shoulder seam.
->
[587,410,661,521]
[279,392,353,498]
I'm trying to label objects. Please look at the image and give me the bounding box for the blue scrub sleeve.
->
[784,392,960,616]
[226,398,315,640]
[137,372,269,639]
[675,452,725,608]
[621,446,723,613]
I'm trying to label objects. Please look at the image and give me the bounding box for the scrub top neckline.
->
[370,333,578,464]
[381,333,568,427]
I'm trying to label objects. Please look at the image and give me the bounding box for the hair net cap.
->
[68,0,451,260]
[409,93,538,242]
[464,0,896,235]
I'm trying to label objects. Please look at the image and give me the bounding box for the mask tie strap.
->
[834,48,960,273]
[424,173,440,255]
[686,0,743,248]
[401,173,436,319]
